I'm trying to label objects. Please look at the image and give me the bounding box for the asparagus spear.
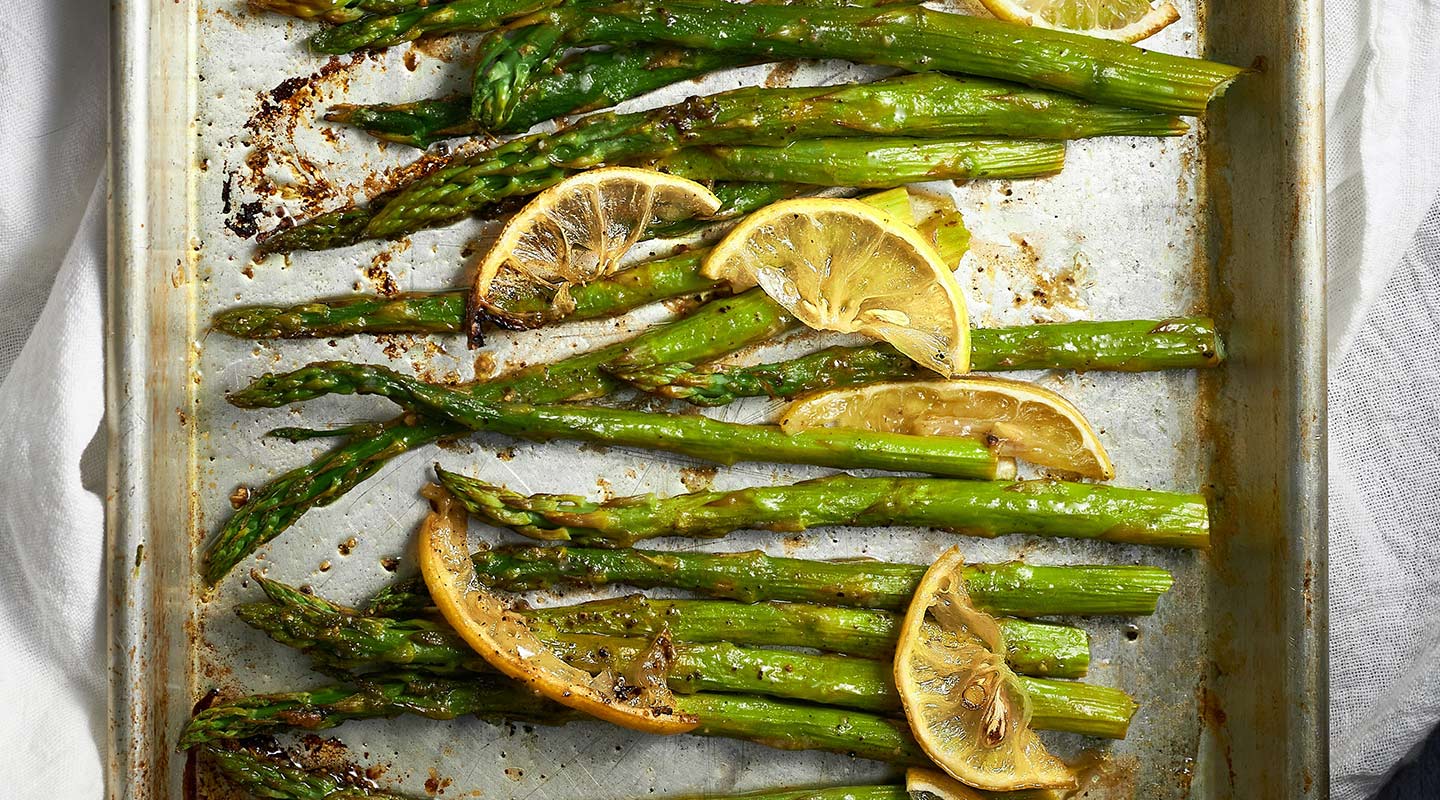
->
[353,591,1087,674]
[205,745,414,800]
[204,289,792,584]
[461,545,1179,616]
[619,317,1228,404]
[648,138,1064,187]
[307,0,557,53]
[227,361,1009,480]
[530,1,1245,115]
[366,544,1171,621]
[555,635,1134,737]
[213,249,721,338]
[261,73,1181,252]
[179,671,1110,756]
[242,573,1092,676]
[250,0,427,24]
[438,470,1210,549]
[205,745,919,800]
[244,594,1094,686]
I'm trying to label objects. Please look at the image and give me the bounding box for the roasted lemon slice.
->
[779,376,1114,480]
[978,0,1180,42]
[417,484,698,734]
[702,198,971,377]
[895,547,1075,792]
[468,167,721,342]
[906,767,988,800]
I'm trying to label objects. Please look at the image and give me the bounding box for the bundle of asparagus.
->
[207,262,1224,585]
[258,73,1177,252]
[257,0,1241,124]
[184,543,1156,753]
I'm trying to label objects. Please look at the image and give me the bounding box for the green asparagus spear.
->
[212,249,721,338]
[227,361,1008,480]
[365,543,1170,623]
[205,746,413,800]
[179,671,1110,756]
[205,745,915,800]
[650,137,1064,186]
[179,672,568,748]
[618,317,1228,404]
[325,97,477,149]
[458,545,1178,616]
[250,0,427,24]
[242,572,1092,677]
[438,470,1210,549]
[241,594,1091,684]
[262,73,1181,252]
[308,0,557,53]
[534,1,1245,115]
[204,289,792,584]
[555,634,1134,737]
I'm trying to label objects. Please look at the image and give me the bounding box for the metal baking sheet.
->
[107,0,1327,797]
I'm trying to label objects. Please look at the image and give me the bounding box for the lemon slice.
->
[779,376,1114,480]
[978,0,1180,42]
[906,768,989,800]
[468,167,722,342]
[895,547,1075,792]
[702,198,971,377]
[416,484,698,734]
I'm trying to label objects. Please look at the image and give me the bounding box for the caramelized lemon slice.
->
[702,198,971,377]
[468,167,721,342]
[417,485,698,734]
[779,377,1114,480]
[977,0,1180,42]
[895,548,1075,792]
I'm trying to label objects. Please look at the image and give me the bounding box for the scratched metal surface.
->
[106,0,1326,798]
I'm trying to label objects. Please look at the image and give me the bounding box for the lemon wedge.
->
[416,484,698,734]
[895,547,1075,792]
[702,198,971,377]
[978,0,1180,42]
[468,167,721,343]
[779,376,1114,480]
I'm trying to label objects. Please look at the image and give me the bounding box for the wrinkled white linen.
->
[1325,0,1440,797]
[0,0,109,797]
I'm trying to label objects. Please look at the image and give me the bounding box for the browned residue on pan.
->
[678,466,718,492]
[425,767,455,795]
[967,234,1089,324]
[225,53,489,245]
[224,55,368,239]
[413,35,476,64]
[366,247,403,297]
[764,62,800,87]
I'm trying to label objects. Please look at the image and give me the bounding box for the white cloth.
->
[0,1,1436,798]
[1325,0,1440,797]
[0,0,110,796]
